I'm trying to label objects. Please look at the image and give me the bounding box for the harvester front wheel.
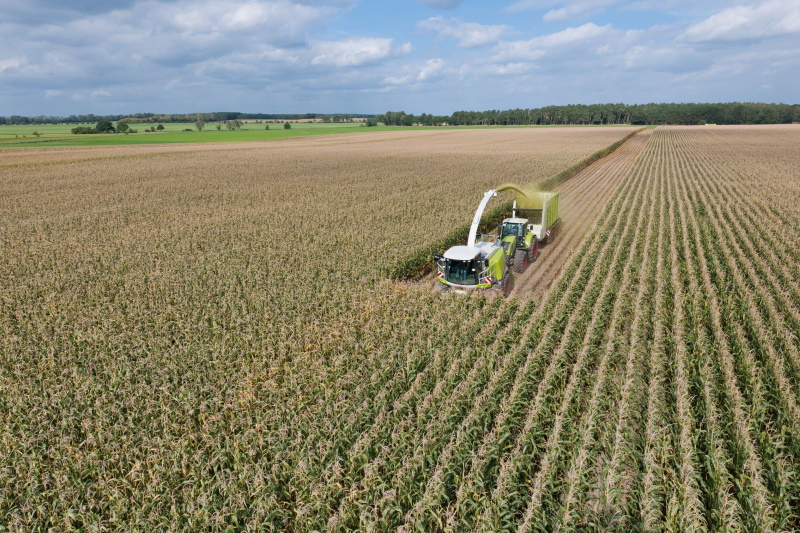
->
[529,238,539,262]
[502,273,514,298]
[514,249,528,273]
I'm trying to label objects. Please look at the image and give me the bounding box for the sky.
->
[1,0,799,116]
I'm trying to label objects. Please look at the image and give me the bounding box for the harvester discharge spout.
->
[467,190,498,247]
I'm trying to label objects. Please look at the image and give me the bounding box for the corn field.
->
[1,125,799,531]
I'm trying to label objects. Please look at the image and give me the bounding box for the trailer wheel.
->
[529,239,539,262]
[503,273,514,298]
[546,225,558,244]
[514,249,528,273]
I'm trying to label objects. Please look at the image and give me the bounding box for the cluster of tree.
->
[71,120,121,134]
[210,120,245,131]
[377,102,799,127]
[8,113,157,125]
[377,111,451,126]
[71,126,101,134]
[2,112,377,125]
[321,115,355,123]
[70,120,146,134]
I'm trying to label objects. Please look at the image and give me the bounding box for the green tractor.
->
[499,218,536,273]
[500,191,560,273]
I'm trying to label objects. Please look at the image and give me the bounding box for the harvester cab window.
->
[446,260,478,285]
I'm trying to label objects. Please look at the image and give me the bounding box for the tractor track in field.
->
[513,128,653,300]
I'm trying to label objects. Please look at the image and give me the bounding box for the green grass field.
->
[0,121,639,148]
[0,121,383,147]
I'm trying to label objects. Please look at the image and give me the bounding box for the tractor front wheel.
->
[514,248,528,273]
[529,239,539,262]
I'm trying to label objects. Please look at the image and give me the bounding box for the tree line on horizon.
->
[3,102,797,127]
[375,102,799,127]
[0,112,359,125]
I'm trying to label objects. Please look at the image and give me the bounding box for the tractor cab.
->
[501,217,530,249]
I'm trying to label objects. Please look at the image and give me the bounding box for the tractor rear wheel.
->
[514,248,528,273]
[528,238,539,262]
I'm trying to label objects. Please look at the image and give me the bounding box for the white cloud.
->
[623,0,698,11]
[503,0,619,20]
[493,22,615,62]
[542,0,618,22]
[0,57,23,72]
[622,42,708,72]
[383,58,446,85]
[10,0,336,78]
[492,62,534,75]
[397,42,414,55]
[311,38,410,67]
[503,0,561,14]
[165,78,208,90]
[383,74,413,85]
[0,0,345,93]
[44,89,62,98]
[258,47,302,63]
[223,3,294,28]
[91,90,111,97]
[490,22,714,78]
[154,0,332,43]
[418,58,445,80]
[418,17,513,47]
[418,0,462,9]
[682,0,800,42]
